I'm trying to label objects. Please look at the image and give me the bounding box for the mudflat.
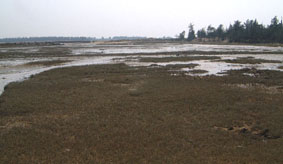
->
[1,62,283,163]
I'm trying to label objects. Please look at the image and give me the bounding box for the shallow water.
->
[70,43,283,55]
[0,56,118,95]
[118,53,283,75]
[1,42,283,95]
[2,43,283,55]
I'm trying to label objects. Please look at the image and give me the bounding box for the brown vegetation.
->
[1,64,283,163]
[139,56,221,62]
[24,60,71,66]
[219,57,282,64]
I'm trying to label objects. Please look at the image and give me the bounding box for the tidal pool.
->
[1,42,283,95]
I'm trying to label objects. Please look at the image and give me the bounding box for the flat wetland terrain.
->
[1,41,283,163]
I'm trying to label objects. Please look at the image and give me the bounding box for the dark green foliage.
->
[188,16,283,43]
[178,31,186,40]
[267,16,283,43]
[227,20,245,42]
[242,19,264,43]
[187,23,196,41]
[216,24,225,40]
[197,28,207,38]
[207,25,217,38]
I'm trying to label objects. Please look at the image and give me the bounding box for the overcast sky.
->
[1,0,283,38]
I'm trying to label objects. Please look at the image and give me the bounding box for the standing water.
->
[1,42,283,95]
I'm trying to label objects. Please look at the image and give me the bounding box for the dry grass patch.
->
[1,64,283,163]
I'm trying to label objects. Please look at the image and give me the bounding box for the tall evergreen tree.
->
[197,28,207,38]
[187,23,196,41]
[227,20,245,42]
[178,31,186,40]
[207,25,216,38]
[268,16,281,42]
[216,24,225,40]
[183,16,283,43]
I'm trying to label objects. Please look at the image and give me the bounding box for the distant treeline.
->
[0,36,148,43]
[0,37,97,43]
[112,36,147,40]
[180,16,283,43]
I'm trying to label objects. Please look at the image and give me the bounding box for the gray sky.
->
[1,0,283,38]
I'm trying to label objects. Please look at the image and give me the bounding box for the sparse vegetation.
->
[25,60,70,66]
[25,60,71,66]
[188,69,208,74]
[139,56,221,62]
[0,47,71,59]
[219,57,282,64]
[164,63,199,69]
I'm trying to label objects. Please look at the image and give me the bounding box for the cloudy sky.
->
[1,0,283,38]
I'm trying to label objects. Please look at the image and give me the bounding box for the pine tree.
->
[187,23,196,41]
